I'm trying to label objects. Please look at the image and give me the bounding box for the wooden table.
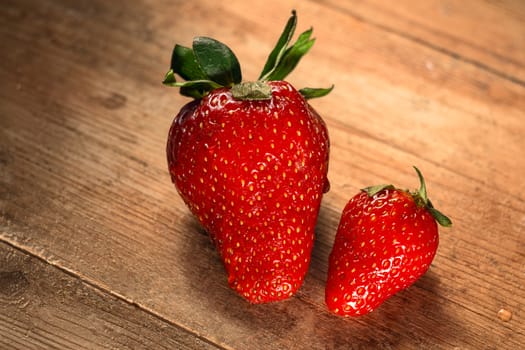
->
[1,1,524,349]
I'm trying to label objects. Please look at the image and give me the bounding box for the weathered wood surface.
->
[1,0,524,349]
[0,242,220,350]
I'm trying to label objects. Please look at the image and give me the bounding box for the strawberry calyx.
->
[362,166,452,227]
[231,81,273,100]
[163,10,333,100]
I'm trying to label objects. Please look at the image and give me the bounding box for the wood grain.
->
[1,0,524,349]
[0,242,220,350]
[318,0,525,83]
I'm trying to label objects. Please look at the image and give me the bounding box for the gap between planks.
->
[0,238,230,350]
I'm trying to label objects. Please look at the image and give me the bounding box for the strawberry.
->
[163,11,332,303]
[325,167,451,316]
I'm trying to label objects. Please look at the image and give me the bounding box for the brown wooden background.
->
[1,0,524,349]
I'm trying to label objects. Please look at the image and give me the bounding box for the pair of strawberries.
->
[163,11,451,317]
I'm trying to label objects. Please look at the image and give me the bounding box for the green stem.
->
[231,81,272,100]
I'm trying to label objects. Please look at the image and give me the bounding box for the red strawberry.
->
[164,11,332,303]
[325,167,451,316]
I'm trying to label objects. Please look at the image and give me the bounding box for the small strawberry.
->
[325,167,451,316]
[163,11,332,303]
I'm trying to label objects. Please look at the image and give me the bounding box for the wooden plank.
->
[317,0,525,83]
[0,242,221,350]
[1,0,524,349]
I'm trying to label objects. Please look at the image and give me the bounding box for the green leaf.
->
[428,207,453,227]
[263,28,315,81]
[179,85,208,99]
[162,69,178,85]
[362,184,395,197]
[162,70,222,98]
[173,80,221,91]
[413,166,429,204]
[170,44,207,81]
[259,10,297,80]
[193,36,242,86]
[299,85,334,99]
[412,166,452,227]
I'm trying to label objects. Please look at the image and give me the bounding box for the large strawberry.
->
[325,167,451,316]
[163,11,332,303]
